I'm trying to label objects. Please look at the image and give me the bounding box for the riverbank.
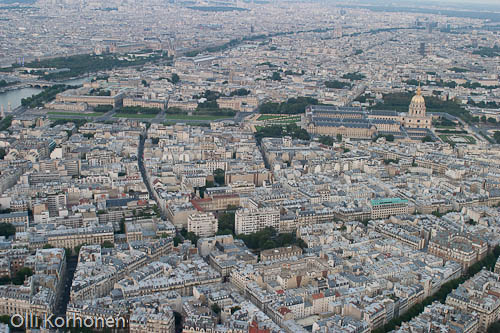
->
[0,83,30,94]
[0,76,89,111]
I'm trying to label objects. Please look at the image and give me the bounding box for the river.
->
[0,76,90,112]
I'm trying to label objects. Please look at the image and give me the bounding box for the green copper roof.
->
[370,198,408,206]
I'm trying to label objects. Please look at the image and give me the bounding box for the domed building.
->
[301,87,435,140]
[402,87,432,129]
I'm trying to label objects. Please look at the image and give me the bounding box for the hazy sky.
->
[349,0,500,11]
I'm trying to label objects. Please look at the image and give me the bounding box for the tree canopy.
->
[217,211,235,235]
[255,123,310,144]
[236,227,307,251]
[0,223,16,238]
[259,97,318,115]
[171,73,180,84]
[214,169,225,185]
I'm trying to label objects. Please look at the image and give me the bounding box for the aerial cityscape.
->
[1,0,500,332]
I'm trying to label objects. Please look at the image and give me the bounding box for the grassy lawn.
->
[268,118,301,124]
[435,125,457,129]
[48,111,103,117]
[165,114,229,121]
[258,114,301,121]
[439,134,477,145]
[258,114,285,121]
[113,113,156,119]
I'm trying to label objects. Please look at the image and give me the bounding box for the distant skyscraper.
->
[0,105,4,119]
[419,42,426,57]
[334,25,343,38]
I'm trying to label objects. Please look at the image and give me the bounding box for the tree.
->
[94,104,113,112]
[0,315,11,326]
[325,80,351,89]
[297,238,308,249]
[488,322,500,333]
[0,276,11,285]
[214,169,225,185]
[180,228,199,244]
[336,134,342,142]
[236,227,305,250]
[171,73,180,84]
[0,116,13,131]
[373,134,395,142]
[74,244,83,256]
[116,106,161,115]
[152,204,161,217]
[229,88,250,96]
[43,244,54,249]
[318,136,334,146]
[494,131,500,144]
[271,72,282,81]
[211,303,221,314]
[259,96,318,115]
[384,159,399,165]
[217,211,235,235]
[12,267,33,285]
[0,223,15,238]
[0,148,5,160]
[117,219,126,234]
[262,240,276,249]
[487,117,497,124]
[102,240,114,248]
[342,72,365,81]
[422,135,435,143]
[254,123,310,144]
[481,115,487,122]
[173,311,183,333]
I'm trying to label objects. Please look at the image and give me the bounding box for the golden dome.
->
[410,87,425,104]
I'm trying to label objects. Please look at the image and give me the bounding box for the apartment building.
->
[260,245,302,262]
[370,198,409,219]
[188,212,218,238]
[446,270,500,333]
[129,307,174,333]
[428,232,488,269]
[0,211,29,226]
[32,226,115,249]
[235,208,280,235]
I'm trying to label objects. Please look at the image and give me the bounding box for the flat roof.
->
[370,198,408,206]
[0,211,29,219]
